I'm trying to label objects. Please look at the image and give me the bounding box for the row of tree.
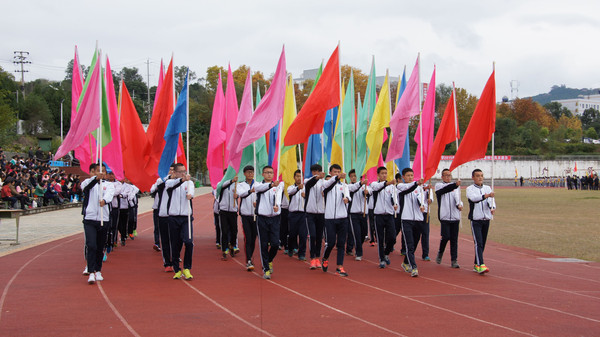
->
[0,61,598,175]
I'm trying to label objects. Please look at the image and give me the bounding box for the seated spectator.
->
[1,179,18,209]
[44,179,61,206]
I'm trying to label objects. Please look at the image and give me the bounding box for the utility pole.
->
[146,58,151,122]
[13,51,31,103]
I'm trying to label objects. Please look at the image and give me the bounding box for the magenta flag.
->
[224,64,239,164]
[236,46,286,153]
[386,56,420,162]
[227,69,253,172]
[56,50,101,160]
[206,72,226,188]
[103,57,124,179]
[412,67,436,180]
[71,46,93,173]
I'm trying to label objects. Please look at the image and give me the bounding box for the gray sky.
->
[1,0,599,99]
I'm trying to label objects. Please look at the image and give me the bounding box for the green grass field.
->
[428,187,600,262]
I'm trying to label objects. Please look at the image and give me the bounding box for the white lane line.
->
[364,258,600,324]
[231,258,404,337]
[487,274,600,301]
[182,280,276,337]
[0,238,76,322]
[97,283,141,337]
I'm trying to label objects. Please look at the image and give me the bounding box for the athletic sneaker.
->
[95,271,104,281]
[436,252,443,264]
[423,256,431,262]
[473,265,487,274]
[129,234,134,240]
[370,242,376,247]
[298,256,306,261]
[315,259,322,269]
[480,264,490,273]
[293,249,299,255]
[284,249,289,255]
[233,246,240,254]
[401,263,412,273]
[153,244,161,252]
[83,266,89,275]
[268,262,274,273]
[102,253,107,262]
[263,270,272,279]
[379,261,386,269]
[222,249,229,260]
[182,269,193,280]
[322,260,329,272]
[165,266,174,272]
[173,271,182,279]
[451,261,460,269]
[216,243,221,249]
[411,269,419,277]
[384,255,391,265]
[121,240,126,246]
[336,267,348,277]
[355,256,362,261]
[87,273,96,284]
[106,245,112,254]
[346,251,355,256]
[288,250,293,257]
[364,236,369,243]
[246,260,254,271]
[133,230,138,237]
[310,259,317,269]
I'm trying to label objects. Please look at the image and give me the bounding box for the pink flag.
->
[56,50,101,160]
[412,67,436,180]
[71,47,93,173]
[236,46,287,153]
[103,56,124,179]
[227,69,253,171]
[387,56,420,162]
[206,72,226,188]
[224,64,239,164]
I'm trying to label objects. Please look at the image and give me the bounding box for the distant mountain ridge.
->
[528,85,600,105]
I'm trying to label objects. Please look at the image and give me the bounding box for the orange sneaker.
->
[322,260,328,272]
[336,267,348,277]
[315,259,322,269]
[310,258,317,269]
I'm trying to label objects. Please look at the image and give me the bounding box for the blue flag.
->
[304,133,322,178]
[394,69,411,173]
[158,69,188,177]
[268,122,279,166]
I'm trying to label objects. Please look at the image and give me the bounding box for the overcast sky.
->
[1,0,599,99]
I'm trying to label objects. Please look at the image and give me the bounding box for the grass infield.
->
[428,187,600,262]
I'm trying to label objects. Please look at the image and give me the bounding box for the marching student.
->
[166,163,195,280]
[105,172,121,258]
[156,164,176,272]
[279,188,290,254]
[116,178,132,246]
[467,168,496,274]
[414,183,432,261]
[236,166,257,271]
[368,183,376,247]
[435,169,463,268]
[212,188,221,249]
[394,173,405,256]
[150,167,172,252]
[370,167,398,269]
[397,168,425,277]
[81,163,115,284]
[253,166,284,280]
[125,179,140,240]
[304,164,326,269]
[287,170,307,261]
[321,164,351,277]
[218,174,239,260]
[347,169,368,261]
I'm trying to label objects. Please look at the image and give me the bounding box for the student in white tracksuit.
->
[397,168,425,277]
[236,165,257,271]
[346,169,368,260]
[435,169,463,268]
[370,167,399,269]
[304,164,326,269]
[321,164,351,277]
[467,169,496,274]
[81,164,115,284]
[253,165,283,280]
[286,170,307,260]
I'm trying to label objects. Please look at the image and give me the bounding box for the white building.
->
[552,94,600,115]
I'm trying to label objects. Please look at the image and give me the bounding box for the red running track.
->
[0,194,599,336]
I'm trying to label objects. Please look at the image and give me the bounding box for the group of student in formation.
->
[213,163,496,280]
[81,162,194,284]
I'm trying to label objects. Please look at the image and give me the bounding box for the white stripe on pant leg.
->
[255,217,266,272]
[401,221,414,267]
[373,216,382,262]
[470,220,480,266]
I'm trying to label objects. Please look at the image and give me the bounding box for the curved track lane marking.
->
[97,283,141,337]
[0,238,76,322]
[487,274,600,301]
[363,258,600,324]
[231,258,405,337]
[181,280,276,337]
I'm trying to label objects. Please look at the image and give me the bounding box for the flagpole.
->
[451,82,462,227]
[418,53,424,181]
[98,47,104,228]
[185,68,192,240]
[355,91,360,170]
[339,43,345,174]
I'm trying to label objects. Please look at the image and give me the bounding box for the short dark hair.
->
[89,163,99,172]
[325,175,331,179]
[263,165,274,173]
[174,163,185,171]
[243,165,254,173]
[395,173,401,180]
[402,167,413,176]
[348,169,356,176]
[472,169,482,177]
[170,163,177,169]
[442,168,450,174]
[294,169,301,177]
[329,164,341,172]
[310,164,322,172]
[377,166,387,174]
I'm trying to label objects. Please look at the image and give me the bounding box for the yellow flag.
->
[330,79,344,169]
[280,75,298,186]
[363,72,390,176]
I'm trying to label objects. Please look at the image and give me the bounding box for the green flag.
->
[94,67,112,147]
[355,58,376,177]
[335,70,355,171]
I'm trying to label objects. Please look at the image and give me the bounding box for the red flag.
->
[424,88,460,181]
[120,82,157,192]
[283,46,339,146]
[450,71,496,171]
[145,58,174,176]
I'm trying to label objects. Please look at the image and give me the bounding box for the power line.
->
[13,51,31,102]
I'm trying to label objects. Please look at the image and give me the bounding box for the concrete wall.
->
[427,158,600,180]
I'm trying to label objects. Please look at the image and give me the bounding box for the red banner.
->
[441,155,511,161]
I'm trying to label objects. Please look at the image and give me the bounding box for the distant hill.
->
[528,85,600,105]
